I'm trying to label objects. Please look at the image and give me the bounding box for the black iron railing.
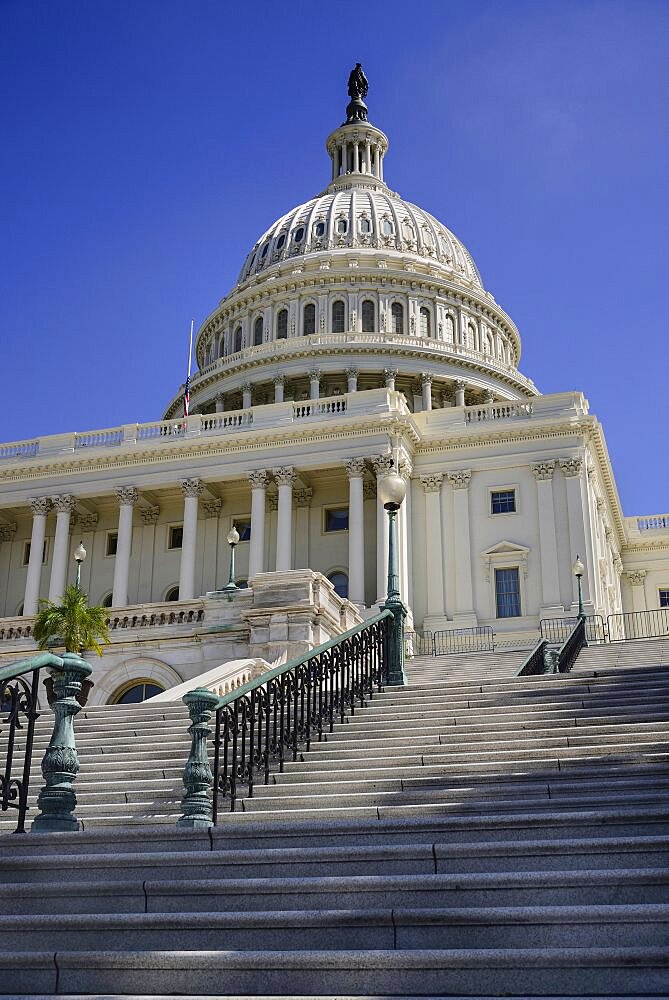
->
[178,610,393,826]
[516,638,549,676]
[540,615,607,645]
[432,626,494,655]
[404,631,434,657]
[555,617,587,673]
[607,609,669,642]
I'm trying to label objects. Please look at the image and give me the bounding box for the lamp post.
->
[221,525,240,599]
[377,466,407,686]
[73,541,87,590]
[572,554,585,619]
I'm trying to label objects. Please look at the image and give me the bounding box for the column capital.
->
[0,523,17,543]
[273,466,297,487]
[560,457,583,478]
[308,368,321,380]
[531,460,556,481]
[383,368,397,385]
[371,454,394,478]
[273,374,285,386]
[241,380,252,392]
[420,372,433,386]
[115,487,139,507]
[51,494,75,514]
[249,470,269,490]
[29,497,51,517]
[345,458,367,479]
[454,379,466,390]
[181,478,203,499]
[447,469,472,490]
[625,569,646,586]
[139,505,160,525]
[345,366,359,378]
[399,460,413,482]
[294,487,313,508]
[420,474,443,493]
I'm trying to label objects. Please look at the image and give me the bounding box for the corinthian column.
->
[49,495,76,601]
[274,467,296,571]
[420,475,445,625]
[179,479,202,600]
[24,498,51,616]
[345,458,366,606]
[248,471,268,578]
[112,487,138,608]
[447,470,476,625]
[531,461,563,615]
[559,457,592,613]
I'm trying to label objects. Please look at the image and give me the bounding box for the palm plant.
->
[33,585,111,656]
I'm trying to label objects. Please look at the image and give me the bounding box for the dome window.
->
[359,218,371,234]
[336,219,348,235]
[303,303,316,336]
[419,307,431,338]
[403,222,415,241]
[332,300,345,333]
[391,302,404,334]
[261,242,269,258]
[234,326,243,353]
[381,219,394,236]
[253,317,263,346]
[361,299,375,333]
[294,226,304,243]
[423,229,433,247]
[314,221,326,237]
[277,309,288,340]
[277,234,286,250]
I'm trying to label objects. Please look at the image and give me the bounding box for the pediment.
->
[481,540,530,581]
[482,540,530,558]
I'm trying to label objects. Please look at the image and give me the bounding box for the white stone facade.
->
[0,87,667,701]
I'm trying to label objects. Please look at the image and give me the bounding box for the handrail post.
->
[31,653,92,833]
[177,687,220,829]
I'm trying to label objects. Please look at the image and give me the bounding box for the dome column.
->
[454,380,466,407]
[345,459,366,607]
[214,394,225,413]
[274,375,285,404]
[274,467,296,572]
[24,498,51,616]
[248,471,268,578]
[242,383,252,409]
[384,368,397,392]
[309,369,321,400]
[421,374,433,412]
[346,368,358,393]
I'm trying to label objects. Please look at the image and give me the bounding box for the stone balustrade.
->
[632,515,669,532]
[465,401,534,423]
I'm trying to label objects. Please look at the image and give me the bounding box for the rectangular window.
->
[495,567,521,618]
[23,540,48,566]
[168,525,183,550]
[106,532,118,557]
[491,489,516,514]
[659,589,669,608]
[235,520,252,542]
[324,507,349,532]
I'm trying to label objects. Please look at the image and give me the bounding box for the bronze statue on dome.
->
[345,63,369,124]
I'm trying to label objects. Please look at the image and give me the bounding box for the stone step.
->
[3,946,668,996]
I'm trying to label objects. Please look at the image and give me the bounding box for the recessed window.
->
[234,326,243,353]
[361,299,375,333]
[403,222,415,241]
[381,219,394,236]
[328,571,349,599]
[303,303,316,336]
[106,532,118,557]
[294,226,304,243]
[276,234,286,249]
[314,221,325,237]
[23,539,48,566]
[277,309,288,339]
[111,680,166,705]
[168,525,184,549]
[495,567,521,618]
[234,520,252,542]
[332,300,345,333]
[253,317,263,346]
[359,218,371,234]
[165,585,180,601]
[659,589,669,608]
[261,242,269,258]
[336,219,347,234]
[324,507,349,532]
[419,306,431,338]
[491,490,516,515]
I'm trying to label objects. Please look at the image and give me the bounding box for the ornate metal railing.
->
[404,631,434,657]
[540,615,608,645]
[607,609,669,641]
[432,626,494,655]
[178,610,395,826]
[0,651,92,834]
[555,617,587,674]
[516,638,550,676]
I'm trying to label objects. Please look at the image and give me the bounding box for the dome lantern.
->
[326,64,388,185]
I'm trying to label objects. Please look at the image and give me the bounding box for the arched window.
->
[277,309,288,339]
[165,586,180,602]
[111,679,166,705]
[419,307,431,338]
[468,322,477,350]
[218,336,225,358]
[234,326,243,353]
[314,221,325,237]
[361,300,375,332]
[381,218,394,236]
[101,593,113,608]
[253,317,263,346]
[294,226,304,243]
[327,571,349,599]
[332,300,345,333]
[444,314,455,342]
[391,302,404,334]
[303,303,316,336]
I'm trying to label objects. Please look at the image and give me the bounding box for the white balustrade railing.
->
[293,397,347,419]
[465,401,534,423]
[136,420,186,440]
[637,515,669,531]
[74,428,123,449]
[201,410,253,432]
[0,440,39,460]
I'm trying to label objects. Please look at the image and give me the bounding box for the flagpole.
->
[183,319,194,419]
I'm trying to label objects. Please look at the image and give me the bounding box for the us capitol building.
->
[1,70,667,703]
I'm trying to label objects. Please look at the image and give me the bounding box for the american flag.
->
[183,374,190,418]
[183,319,194,418]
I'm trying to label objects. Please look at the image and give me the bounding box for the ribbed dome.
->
[236,186,484,291]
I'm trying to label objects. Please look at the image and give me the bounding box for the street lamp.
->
[572,554,585,619]
[73,540,87,590]
[221,525,240,599]
[377,464,407,686]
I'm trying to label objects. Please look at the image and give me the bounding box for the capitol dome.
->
[164,72,537,420]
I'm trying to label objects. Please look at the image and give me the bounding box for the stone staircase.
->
[1,643,668,997]
[407,647,526,684]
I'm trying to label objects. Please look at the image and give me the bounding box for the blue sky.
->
[1,0,667,515]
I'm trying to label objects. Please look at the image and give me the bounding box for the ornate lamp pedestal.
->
[378,468,408,687]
